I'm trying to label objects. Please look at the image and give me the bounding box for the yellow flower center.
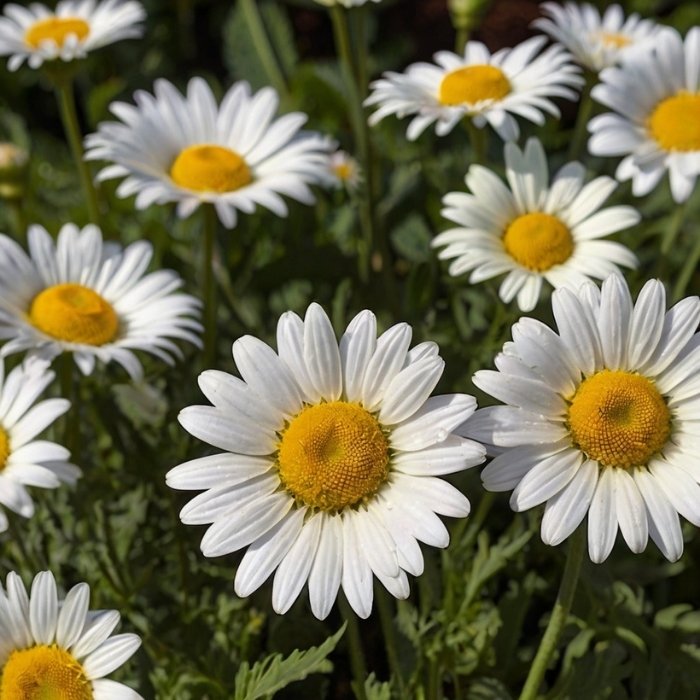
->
[0,645,93,700]
[648,92,700,152]
[277,402,390,511]
[24,17,90,49]
[438,64,511,106]
[333,163,353,181]
[502,212,574,271]
[0,428,10,471]
[597,31,632,48]
[169,144,252,193]
[29,283,119,346]
[568,370,671,469]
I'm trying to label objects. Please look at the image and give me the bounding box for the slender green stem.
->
[239,0,287,97]
[567,75,595,161]
[339,595,368,700]
[673,228,700,301]
[6,199,27,242]
[455,26,469,54]
[518,527,585,700]
[202,204,217,368]
[55,81,100,224]
[376,588,405,694]
[661,200,689,256]
[59,353,80,461]
[466,119,487,165]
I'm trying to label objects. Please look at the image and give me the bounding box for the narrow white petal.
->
[83,634,141,680]
[613,468,648,553]
[588,468,618,563]
[56,583,90,649]
[304,303,342,402]
[29,571,58,645]
[308,513,343,620]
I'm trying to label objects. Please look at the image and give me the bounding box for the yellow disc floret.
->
[648,92,700,152]
[0,645,93,700]
[170,144,252,193]
[503,212,574,271]
[29,284,119,346]
[0,427,10,471]
[277,402,390,511]
[438,65,511,106]
[568,370,671,469]
[25,17,90,49]
[597,32,632,48]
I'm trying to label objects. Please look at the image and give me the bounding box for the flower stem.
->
[202,204,217,368]
[567,74,595,162]
[55,80,100,224]
[6,199,27,242]
[466,118,487,165]
[59,352,80,461]
[661,199,689,256]
[377,587,405,693]
[339,595,368,700]
[673,225,700,301]
[518,526,585,700]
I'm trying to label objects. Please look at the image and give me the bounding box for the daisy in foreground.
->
[0,223,201,379]
[0,570,142,699]
[463,275,700,563]
[0,359,77,532]
[0,0,145,72]
[589,27,700,203]
[167,303,485,619]
[432,138,639,311]
[364,37,582,141]
[84,78,333,229]
[532,2,661,73]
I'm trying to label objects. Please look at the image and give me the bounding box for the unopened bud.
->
[449,0,491,31]
[0,143,29,200]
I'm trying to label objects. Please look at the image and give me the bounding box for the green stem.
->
[55,80,100,224]
[59,353,80,461]
[518,527,585,700]
[239,0,287,97]
[455,25,469,54]
[376,588,405,693]
[6,199,27,242]
[202,205,217,368]
[339,595,368,700]
[466,119,487,165]
[673,228,700,301]
[661,200,689,256]
[567,75,595,161]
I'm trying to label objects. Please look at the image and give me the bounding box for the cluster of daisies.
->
[0,0,699,695]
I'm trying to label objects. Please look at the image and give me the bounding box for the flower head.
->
[167,303,485,619]
[464,275,700,563]
[327,150,362,191]
[85,78,333,229]
[432,138,638,311]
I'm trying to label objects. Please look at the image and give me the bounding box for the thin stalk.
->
[455,25,469,55]
[376,588,405,694]
[202,204,217,368]
[239,0,287,97]
[59,353,80,461]
[673,229,700,301]
[518,527,585,700]
[55,80,100,223]
[6,199,27,242]
[339,596,368,700]
[567,74,595,161]
[466,119,487,165]
[661,200,689,256]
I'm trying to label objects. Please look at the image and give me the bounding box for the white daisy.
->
[0,223,201,380]
[84,78,334,229]
[0,358,77,533]
[532,2,662,73]
[462,275,700,563]
[326,150,362,191]
[0,570,142,699]
[588,27,700,203]
[167,303,485,619]
[364,37,582,142]
[432,137,639,312]
[0,0,145,72]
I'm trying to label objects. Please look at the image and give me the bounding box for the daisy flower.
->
[0,223,201,380]
[0,570,142,699]
[0,358,77,533]
[463,275,700,563]
[364,37,582,142]
[84,78,333,229]
[327,150,362,191]
[532,2,662,73]
[167,303,485,619]
[0,0,145,72]
[588,27,700,203]
[432,138,639,312]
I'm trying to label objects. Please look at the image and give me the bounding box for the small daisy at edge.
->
[461,275,700,563]
[167,303,486,620]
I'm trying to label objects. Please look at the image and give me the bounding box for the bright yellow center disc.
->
[568,370,671,469]
[277,402,390,511]
[169,144,252,193]
[597,31,632,48]
[24,17,90,49]
[503,212,574,271]
[648,92,700,152]
[438,64,511,106]
[29,283,119,346]
[0,427,10,471]
[0,645,93,700]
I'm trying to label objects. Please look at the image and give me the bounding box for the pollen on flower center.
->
[438,65,511,106]
[568,370,671,469]
[0,427,10,471]
[25,17,90,49]
[277,401,390,511]
[597,31,632,48]
[502,212,574,271]
[648,92,700,152]
[29,283,119,346]
[169,144,252,193]
[0,644,93,700]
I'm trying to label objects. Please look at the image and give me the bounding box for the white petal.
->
[304,303,342,402]
[308,513,343,620]
[29,571,58,645]
[588,468,618,563]
[83,634,141,679]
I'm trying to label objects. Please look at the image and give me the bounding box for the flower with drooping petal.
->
[167,303,485,619]
[462,275,700,563]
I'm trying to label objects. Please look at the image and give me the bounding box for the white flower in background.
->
[168,303,485,619]
[327,150,362,191]
[0,571,142,699]
[533,2,662,72]
[85,78,334,229]
[0,359,77,533]
[463,275,700,563]
[365,37,582,142]
[432,138,638,311]
[589,27,700,203]
[0,223,201,380]
[0,0,145,72]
